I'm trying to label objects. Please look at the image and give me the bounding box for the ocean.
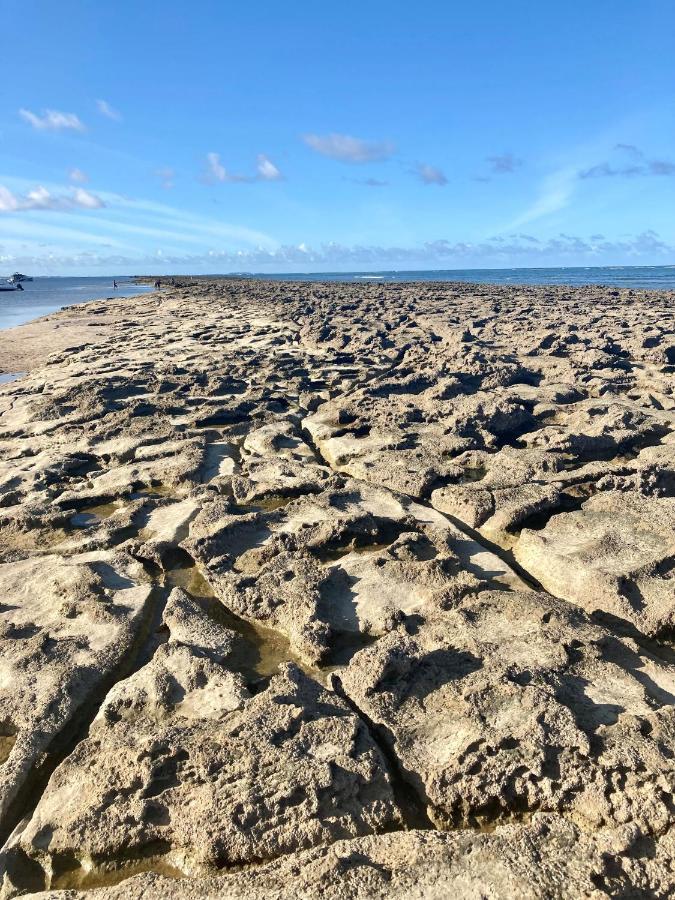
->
[0,276,152,332]
[1,267,673,334]
[258,265,675,289]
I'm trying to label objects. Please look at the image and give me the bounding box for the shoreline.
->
[0,288,158,374]
[1,276,673,375]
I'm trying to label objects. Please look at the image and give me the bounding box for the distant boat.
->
[0,280,22,292]
[8,273,32,284]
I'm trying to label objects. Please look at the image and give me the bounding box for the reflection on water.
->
[70,502,121,528]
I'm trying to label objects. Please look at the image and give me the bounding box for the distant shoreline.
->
[2,274,673,376]
[0,287,154,374]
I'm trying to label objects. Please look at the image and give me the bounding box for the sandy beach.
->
[0,278,674,897]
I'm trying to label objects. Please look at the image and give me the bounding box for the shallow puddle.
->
[318,541,392,564]
[164,561,308,680]
[50,851,185,892]
[233,495,294,514]
[0,731,17,765]
[458,465,487,484]
[70,502,121,528]
[163,557,372,681]
[0,372,26,385]
[132,483,183,500]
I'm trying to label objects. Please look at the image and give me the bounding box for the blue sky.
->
[1,0,674,274]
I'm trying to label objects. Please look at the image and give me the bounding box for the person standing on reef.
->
[154,278,161,290]
[113,280,118,289]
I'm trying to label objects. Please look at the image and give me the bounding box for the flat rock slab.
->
[338,589,675,834]
[182,478,527,666]
[0,551,152,831]
[21,818,675,899]
[514,491,675,636]
[3,591,400,892]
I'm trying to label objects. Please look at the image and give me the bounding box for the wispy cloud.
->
[155,167,176,189]
[204,152,284,183]
[68,168,89,183]
[508,166,578,228]
[415,163,447,186]
[486,152,523,173]
[19,108,85,132]
[0,178,279,265]
[350,177,389,187]
[303,133,396,163]
[579,144,675,178]
[205,152,227,182]
[0,184,105,213]
[256,154,284,181]
[96,99,122,121]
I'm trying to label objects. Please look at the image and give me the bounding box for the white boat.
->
[8,272,32,284]
[0,280,21,292]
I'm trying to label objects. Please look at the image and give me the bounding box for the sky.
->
[1,0,675,274]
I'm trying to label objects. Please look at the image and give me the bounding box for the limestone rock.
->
[514,491,675,636]
[338,589,675,834]
[6,662,400,889]
[0,551,152,830]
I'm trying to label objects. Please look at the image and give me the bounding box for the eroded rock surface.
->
[0,552,152,836]
[338,589,675,834]
[514,491,675,636]
[2,592,399,893]
[0,278,673,897]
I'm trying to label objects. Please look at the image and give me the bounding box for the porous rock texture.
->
[0,278,673,897]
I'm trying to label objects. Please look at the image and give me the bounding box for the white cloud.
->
[0,186,19,212]
[4,230,670,273]
[256,154,284,181]
[303,133,396,163]
[205,152,284,183]
[72,188,105,209]
[19,108,85,132]
[69,168,89,183]
[0,184,105,213]
[96,99,122,121]
[416,163,447,186]
[206,152,228,182]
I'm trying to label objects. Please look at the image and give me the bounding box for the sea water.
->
[0,276,153,331]
[259,265,675,289]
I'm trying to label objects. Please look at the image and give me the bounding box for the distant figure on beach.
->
[113,280,118,289]
[154,279,161,290]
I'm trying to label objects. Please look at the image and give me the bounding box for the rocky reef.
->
[0,278,673,897]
